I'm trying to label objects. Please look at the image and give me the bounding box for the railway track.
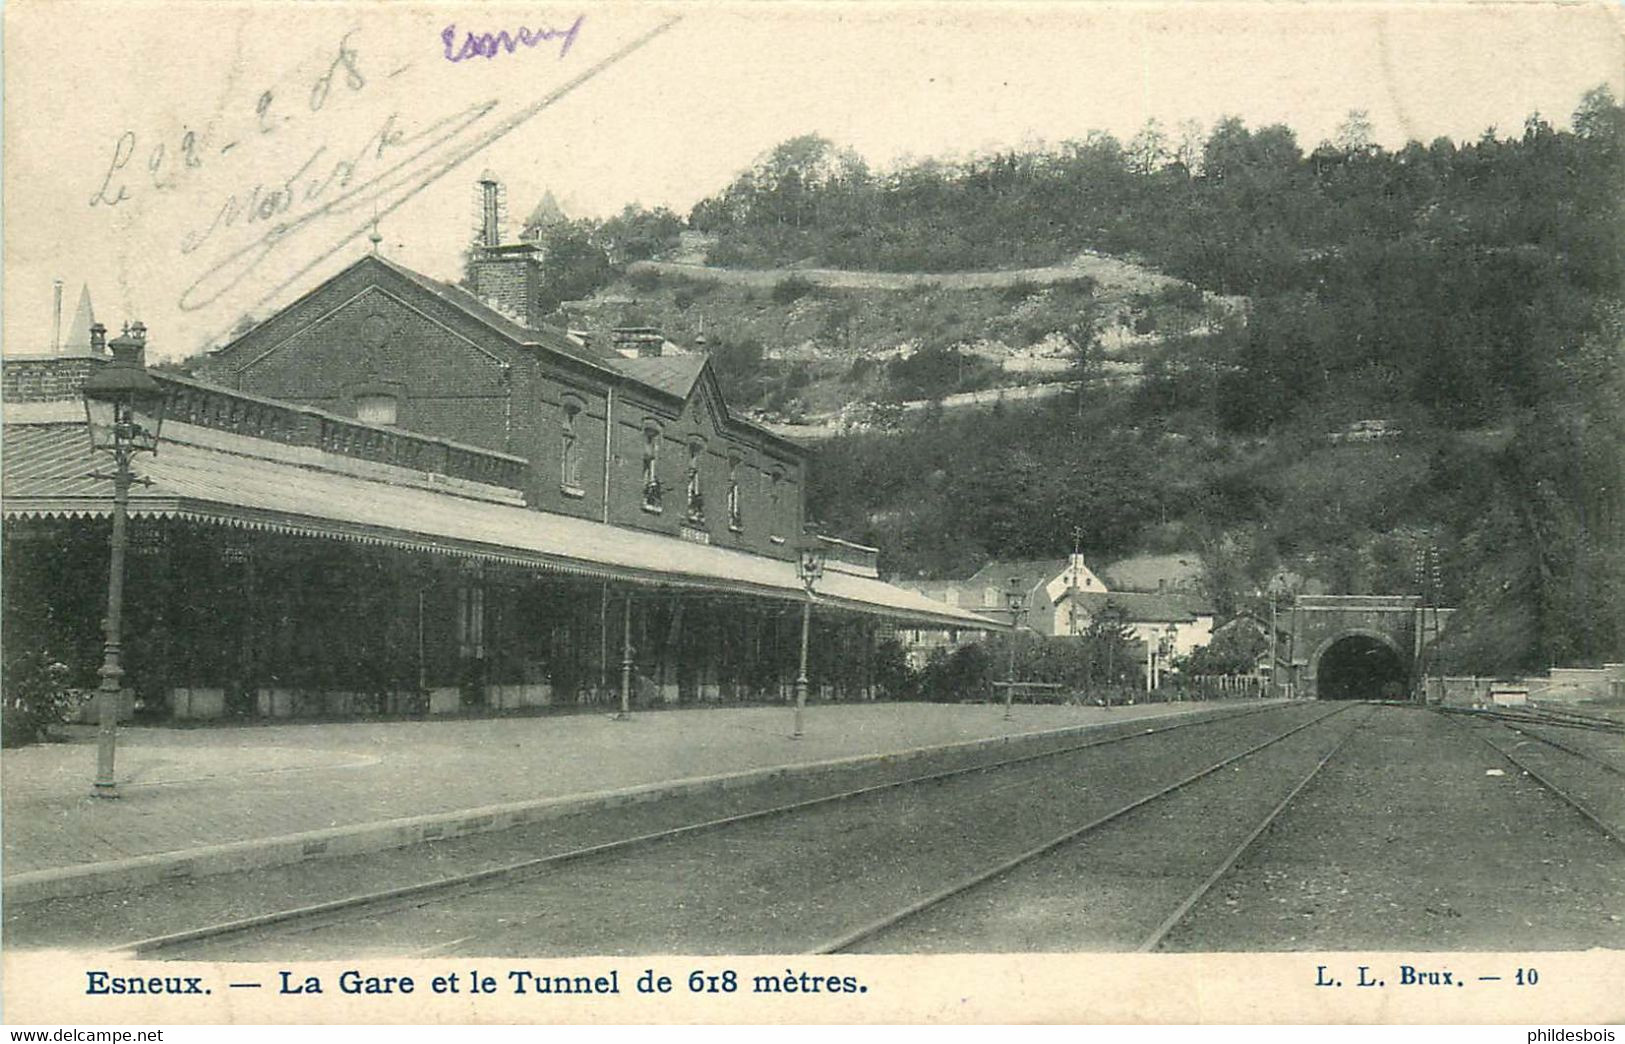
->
[1435,704,1625,736]
[123,699,1619,958]
[817,702,1366,954]
[123,699,1300,958]
[1434,707,1625,848]
[1479,720,1625,778]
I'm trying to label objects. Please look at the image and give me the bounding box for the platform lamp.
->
[792,535,826,739]
[1004,577,1028,721]
[82,321,168,798]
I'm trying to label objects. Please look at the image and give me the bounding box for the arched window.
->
[727,450,744,531]
[685,438,706,524]
[641,422,662,512]
[767,465,786,542]
[560,397,584,494]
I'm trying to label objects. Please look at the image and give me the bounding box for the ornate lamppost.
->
[1004,577,1028,721]
[617,592,635,721]
[81,322,168,798]
[792,537,826,739]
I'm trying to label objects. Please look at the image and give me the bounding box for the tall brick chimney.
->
[477,173,504,248]
[468,174,547,328]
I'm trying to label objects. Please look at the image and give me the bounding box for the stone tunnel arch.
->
[1310,629,1409,700]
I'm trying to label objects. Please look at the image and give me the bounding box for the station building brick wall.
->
[203,254,808,559]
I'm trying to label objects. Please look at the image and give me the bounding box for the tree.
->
[535,220,613,313]
[1128,118,1169,175]
[598,205,683,264]
[1,647,78,747]
[871,637,916,699]
[918,642,991,702]
[708,98,1625,660]
[1082,605,1136,691]
[1185,621,1266,675]
[1172,118,1206,175]
[1333,109,1378,156]
[710,335,765,403]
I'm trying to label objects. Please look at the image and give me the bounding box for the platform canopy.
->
[2,417,999,631]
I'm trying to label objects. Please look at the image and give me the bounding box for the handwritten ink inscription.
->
[441,15,585,63]
[76,13,671,337]
[88,32,369,211]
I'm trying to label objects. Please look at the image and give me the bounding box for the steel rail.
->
[1490,721,1625,779]
[1446,714,1625,849]
[807,702,1356,955]
[1435,705,1625,736]
[1510,706,1625,729]
[123,700,1296,957]
[1137,705,1370,952]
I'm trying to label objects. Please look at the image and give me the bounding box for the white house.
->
[895,553,1214,668]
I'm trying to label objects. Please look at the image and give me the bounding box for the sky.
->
[5,1,1622,361]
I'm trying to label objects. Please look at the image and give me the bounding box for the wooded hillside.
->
[506,90,1623,673]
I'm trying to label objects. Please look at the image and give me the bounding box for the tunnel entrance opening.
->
[1317,635,1409,700]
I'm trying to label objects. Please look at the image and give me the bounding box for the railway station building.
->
[2,229,993,722]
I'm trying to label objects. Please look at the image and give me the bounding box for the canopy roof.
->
[2,418,997,630]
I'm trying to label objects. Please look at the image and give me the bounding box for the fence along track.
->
[125,700,1293,956]
[809,702,1357,955]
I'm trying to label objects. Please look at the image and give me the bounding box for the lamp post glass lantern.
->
[1004,579,1027,720]
[792,539,826,738]
[81,322,167,798]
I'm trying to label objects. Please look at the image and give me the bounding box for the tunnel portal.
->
[1315,635,1410,700]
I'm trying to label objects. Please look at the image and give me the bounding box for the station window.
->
[727,451,744,531]
[767,466,786,541]
[686,440,705,523]
[641,422,662,512]
[560,399,584,494]
[355,393,398,426]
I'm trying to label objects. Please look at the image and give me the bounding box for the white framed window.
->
[355,394,398,426]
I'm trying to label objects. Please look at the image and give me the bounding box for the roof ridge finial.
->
[368,206,383,253]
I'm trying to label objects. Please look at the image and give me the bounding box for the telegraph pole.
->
[1413,542,1442,703]
[1269,595,1278,700]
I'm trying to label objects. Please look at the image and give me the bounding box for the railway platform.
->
[1,698,1268,903]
